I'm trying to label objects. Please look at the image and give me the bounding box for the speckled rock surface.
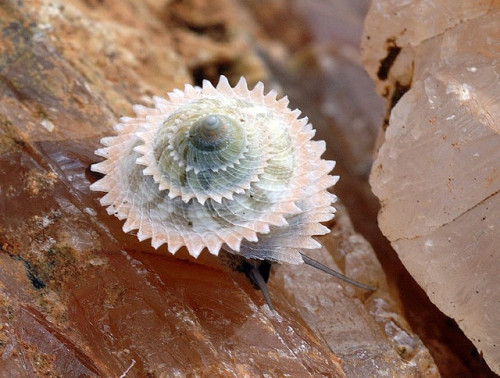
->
[0,0,439,376]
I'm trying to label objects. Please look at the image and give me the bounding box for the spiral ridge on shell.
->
[90,76,339,264]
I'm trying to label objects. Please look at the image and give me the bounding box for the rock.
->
[363,0,500,374]
[0,0,437,375]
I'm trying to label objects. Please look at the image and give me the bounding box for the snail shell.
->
[90,76,339,264]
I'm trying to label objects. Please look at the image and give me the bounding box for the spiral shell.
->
[90,76,339,264]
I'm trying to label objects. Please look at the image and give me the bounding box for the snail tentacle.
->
[300,253,376,291]
[248,264,274,311]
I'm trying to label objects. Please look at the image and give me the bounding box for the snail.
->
[90,75,374,310]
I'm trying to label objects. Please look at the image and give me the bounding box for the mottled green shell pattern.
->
[90,76,339,264]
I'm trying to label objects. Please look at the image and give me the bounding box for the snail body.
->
[90,76,373,306]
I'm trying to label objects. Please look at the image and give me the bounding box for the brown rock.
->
[0,0,437,376]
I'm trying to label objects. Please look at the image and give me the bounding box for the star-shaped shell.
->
[90,76,339,264]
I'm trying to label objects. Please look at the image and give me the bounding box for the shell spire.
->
[90,75,339,264]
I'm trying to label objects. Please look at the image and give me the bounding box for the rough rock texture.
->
[362,0,500,374]
[0,0,440,376]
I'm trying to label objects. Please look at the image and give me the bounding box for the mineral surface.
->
[363,0,500,374]
[0,0,438,376]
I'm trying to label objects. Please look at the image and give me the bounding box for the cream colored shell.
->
[90,76,339,264]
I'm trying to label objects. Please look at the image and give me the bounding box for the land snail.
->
[90,75,375,310]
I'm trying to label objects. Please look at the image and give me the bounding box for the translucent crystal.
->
[364,1,500,373]
[0,0,438,375]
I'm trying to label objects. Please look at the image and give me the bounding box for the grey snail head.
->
[90,75,374,310]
